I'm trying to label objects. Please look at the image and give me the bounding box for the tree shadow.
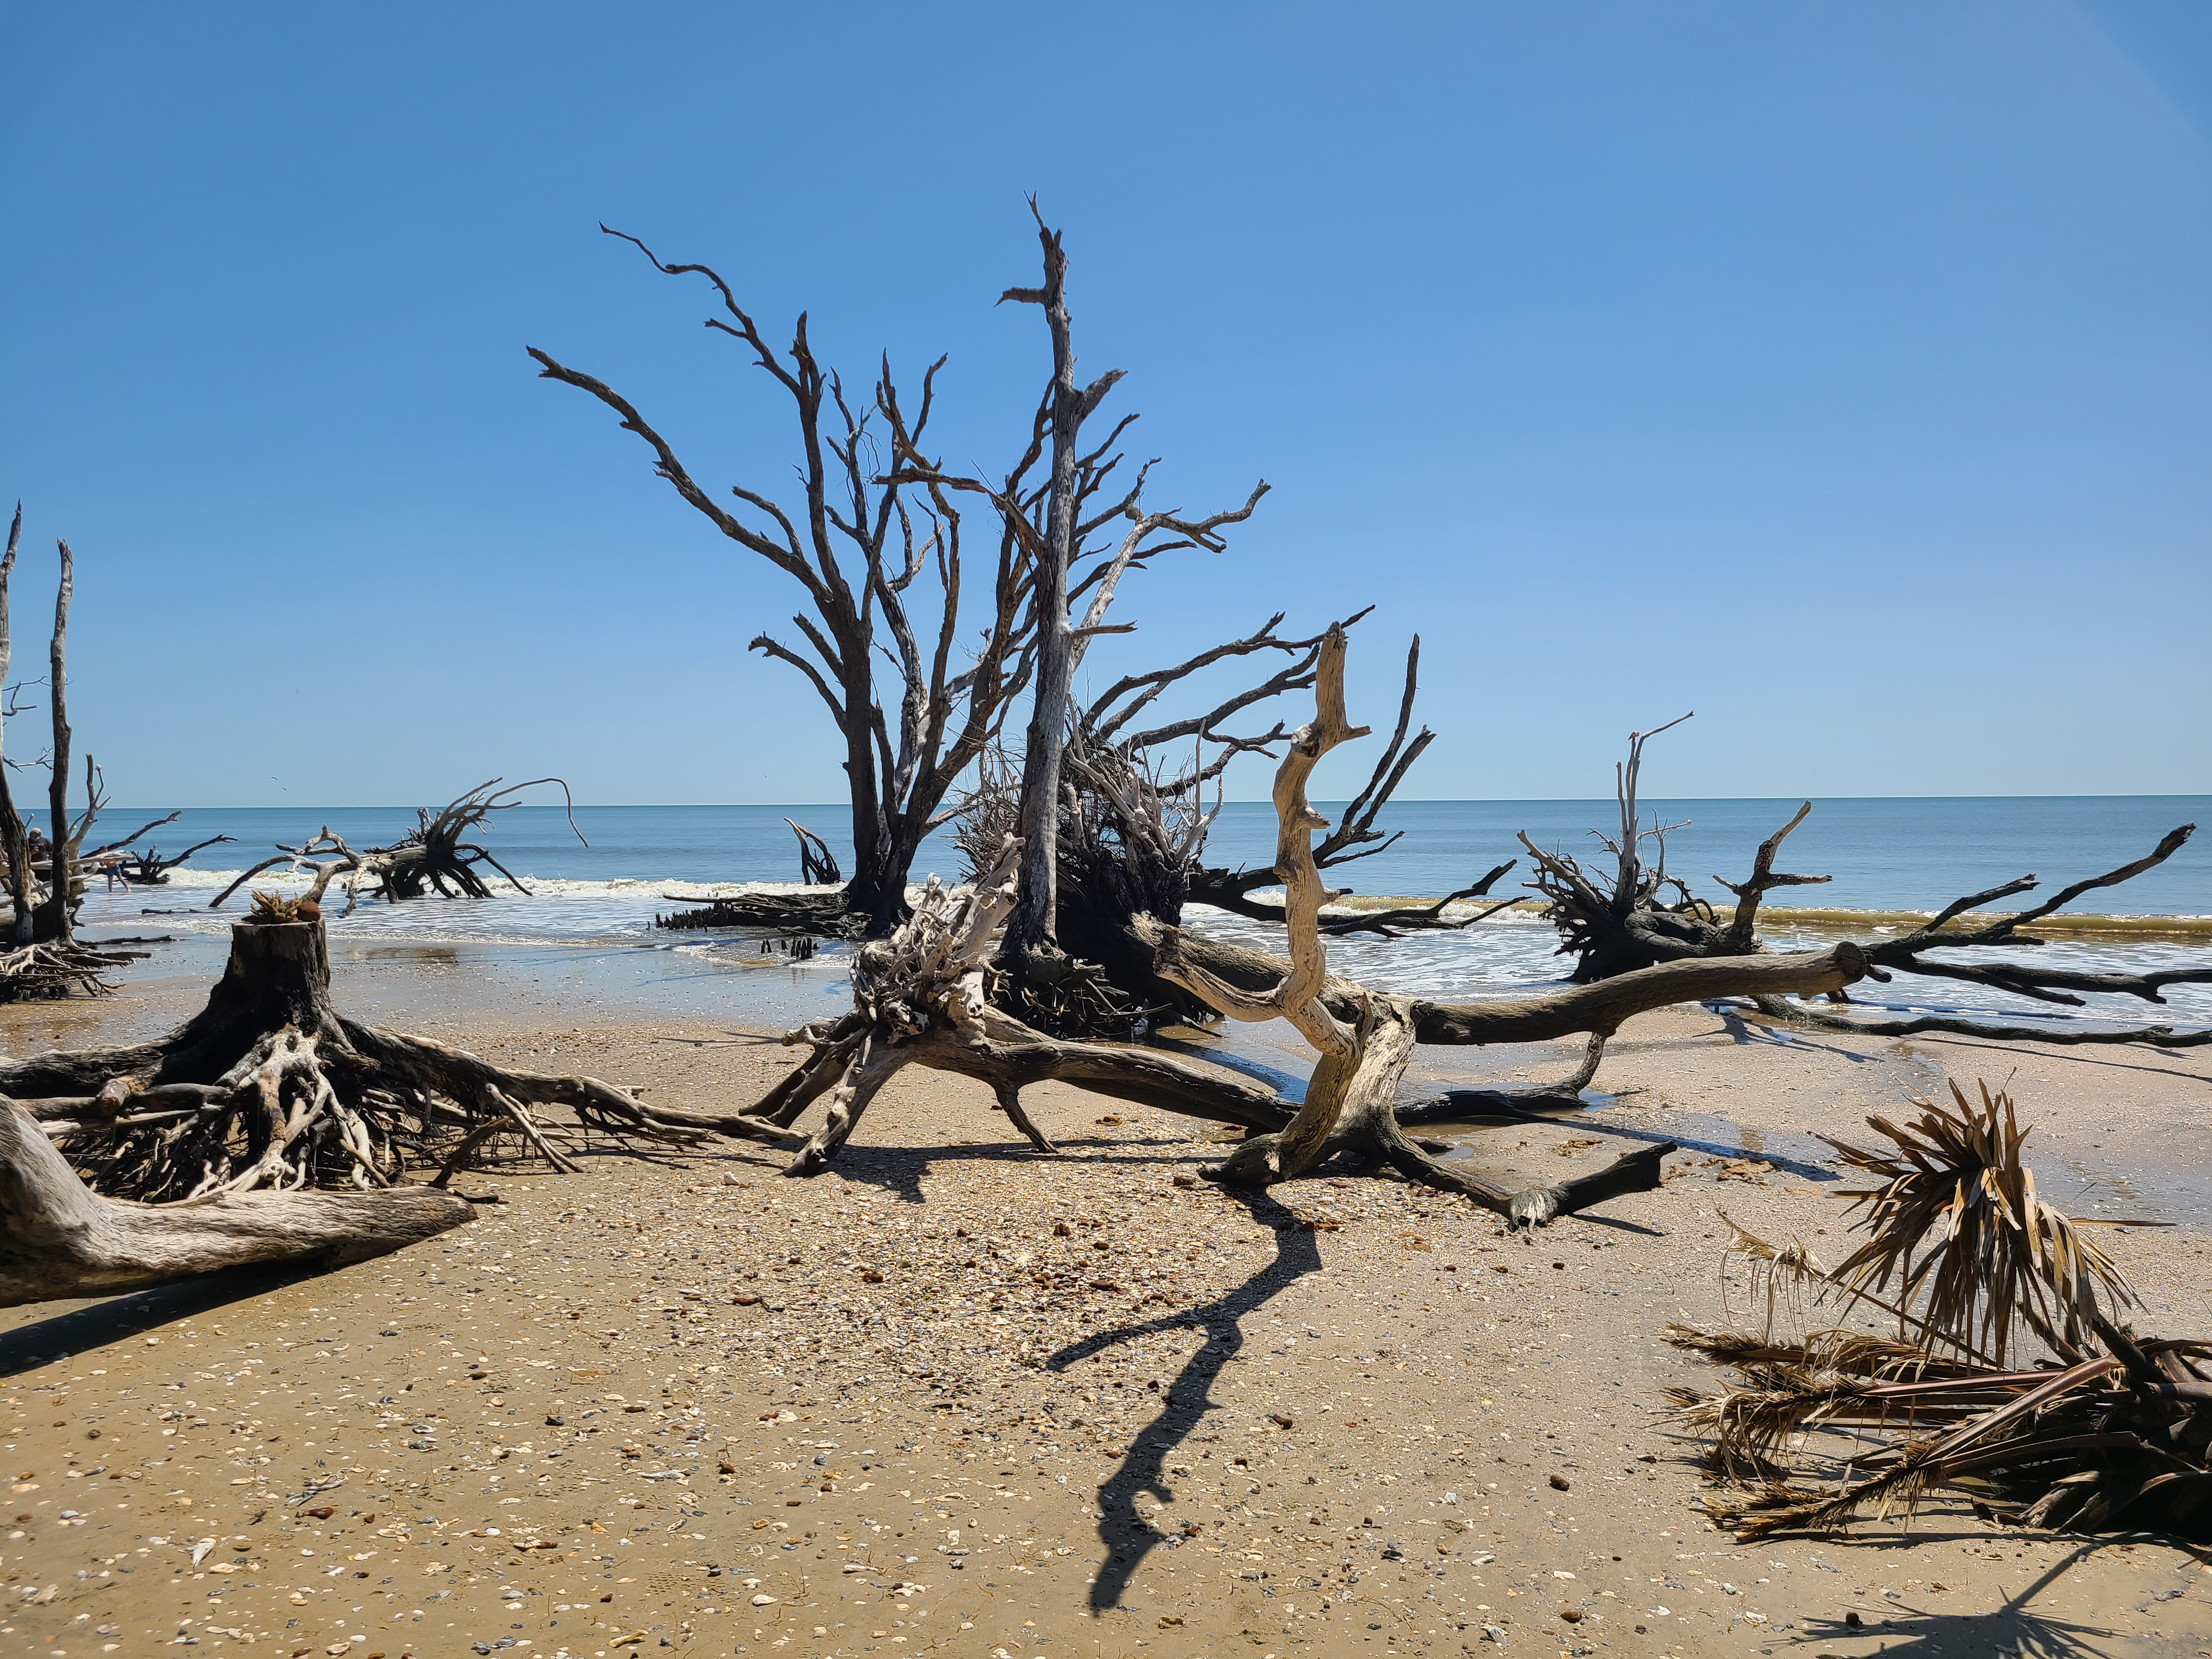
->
[1041,1184,1323,1613]
[718,1136,1208,1206]
[0,1265,320,1379]
[1403,1091,1840,1183]
[1701,1001,1886,1064]
[1787,1541,2165,1657]
[1916,1032,2212,1084]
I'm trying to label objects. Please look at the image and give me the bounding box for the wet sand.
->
[4,962,2210,1658]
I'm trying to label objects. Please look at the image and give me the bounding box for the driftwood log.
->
[734,630,1874,1225]
[1188,636,1521,939]
[1,915,783,1203]
[211,779,576,915]
[1739,822,2212,1047]
[0,1098,473,1307]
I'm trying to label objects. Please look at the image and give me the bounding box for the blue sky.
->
[2,1,2206,807]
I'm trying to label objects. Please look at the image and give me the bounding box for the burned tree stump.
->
[2,915,778,1202]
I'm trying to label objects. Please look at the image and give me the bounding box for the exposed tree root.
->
[211,778,578,915]
[2,918,761,1202]
[0,937,153,1003]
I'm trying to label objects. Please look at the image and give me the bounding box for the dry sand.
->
[4,970,2210,1659]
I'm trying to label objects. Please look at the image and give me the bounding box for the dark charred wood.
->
[100,831,233,888]
[654,888,867,936]
[785,818,842,885]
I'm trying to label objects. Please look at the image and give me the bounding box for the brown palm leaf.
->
[1817,1079,2137,1365]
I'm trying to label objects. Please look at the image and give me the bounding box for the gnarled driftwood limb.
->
[0,1097,473,1308]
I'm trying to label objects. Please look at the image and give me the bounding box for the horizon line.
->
[100,791,2212,811]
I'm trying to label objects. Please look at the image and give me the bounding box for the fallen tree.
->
[0,1096,475,1308]
[1734,822,2212,1047]
[210,778,577,913]
[1514,714,2209,1044]
[1,899,787,1204]
[734,628,1872,1224]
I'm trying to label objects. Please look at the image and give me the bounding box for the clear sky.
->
[3,2,2206,807]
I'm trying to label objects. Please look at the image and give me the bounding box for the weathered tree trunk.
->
[1137,628,1684,1218]
[0,505,31,946]
[35,540,77,944]
[0,1097,473,1307]
[1005,219,1088,963]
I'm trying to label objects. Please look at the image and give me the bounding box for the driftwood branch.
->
[1185,632,1510,937]
[0,1098,474,1307]
[1738,823,2212,1046]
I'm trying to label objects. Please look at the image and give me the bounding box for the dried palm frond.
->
[1818,1079,2138,1366]
[1672,1080,2209,1543]
[1716,1209,1825,1338]
[1666,1323,1972,1381]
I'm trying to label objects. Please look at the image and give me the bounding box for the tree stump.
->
[1,917,763,1203]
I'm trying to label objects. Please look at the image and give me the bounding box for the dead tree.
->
[532,227,1036,937]
[1,1097,475,1308]
[732,629,1872,1223]
[0,503,33,943]
[209,779,576,913]
[886,207,1268,985]
[1735,823,2212,1047]
[786,818,842,885]
[1187,635,1521,938]
[0,906,789,1205]
[0,510,151,994]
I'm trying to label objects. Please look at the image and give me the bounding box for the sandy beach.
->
[4,961,2209,1659]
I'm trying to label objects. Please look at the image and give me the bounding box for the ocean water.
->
[74,795,2212,1034]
